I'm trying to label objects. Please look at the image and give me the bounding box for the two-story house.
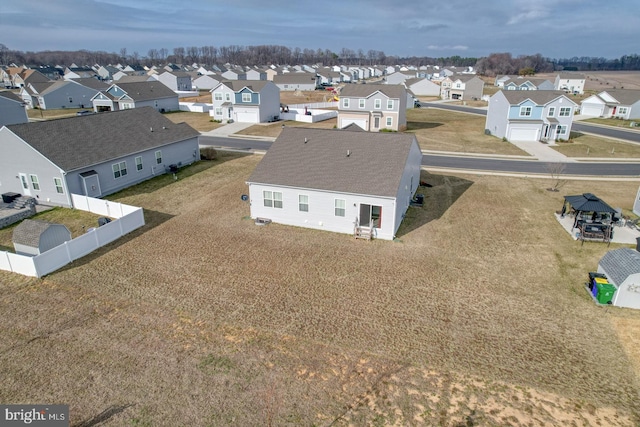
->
[0,90,28,126]
[155,71,193,92]
[485,90,578,143]
[209,80,280,123]
[554,73,586,94]
[337,84,407,132]
[503,78,555,91]
[440,75,484,100]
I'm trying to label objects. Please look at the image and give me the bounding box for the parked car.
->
[76,110,94,116]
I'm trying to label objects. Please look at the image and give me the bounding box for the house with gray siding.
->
[246,127,422,240]
[404,78,441,97]
[338,84,408,131]
[0,91,28,126]
[0,107,200,208]
[272,73,318,91]
[485,90,578,143]
[91,81,179,112]
[210,80,280,123]
[155,71,193,92]
[21,79,99,110]
[503,77,555,91]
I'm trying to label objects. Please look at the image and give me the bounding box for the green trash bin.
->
[596,282,616,305]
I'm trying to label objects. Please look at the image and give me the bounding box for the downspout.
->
[62,171,73,208]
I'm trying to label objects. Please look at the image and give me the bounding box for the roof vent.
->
[347,150,351,157]
[162,126,167,130]
[150,127,153,132]
[304,137,308,143]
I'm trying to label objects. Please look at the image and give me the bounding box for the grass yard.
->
[27,107,87,120]
[1,152,640,425]
[583,117,640,129]
[163,110,222,132]
[406,108,529,155]
[553,132,640,158]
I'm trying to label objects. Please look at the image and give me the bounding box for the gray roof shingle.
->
[599,248,640,286]
[6,107,200,171]
[501,90,576,106]
[247,127,417,197]
[110,81,177,101]
[12,219,68,247]
[339,83,406,100]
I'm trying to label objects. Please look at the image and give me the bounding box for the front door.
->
[18,173,31,196]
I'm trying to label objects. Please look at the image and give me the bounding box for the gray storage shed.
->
[598,248,640,310]
[12,219,72,256]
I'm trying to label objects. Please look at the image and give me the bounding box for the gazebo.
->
[560,193,619,242]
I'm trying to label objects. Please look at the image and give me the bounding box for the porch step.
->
[354,226,372,240]
[9,196,36,210]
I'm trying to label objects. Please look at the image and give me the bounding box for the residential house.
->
[245,68,267,80]
[96,65,120,81]
[221,68,247,80]
[337,83,408,132]
[494,75,515,87]
[155,71,193,92]
[68,77,110,92]
[64,67,97,79]
[316,69,341,85]
[0,90,28,126]
[440,75,484,100]
[554,73,586,94]
[91,81,179,112]
[34,66,62,81]
[385,71,416,85]
[580,89,640,119]
[503,77,554,91]
[246,127,422,240]
[0,107,200,207]
[485,90,578,142]
[404,77,441,97]
[265,68,279,81]
[272,73,318,91]
[8,68,51,89]
[193,74,222,90]
[210,80,280,123]
[20,80,99,110]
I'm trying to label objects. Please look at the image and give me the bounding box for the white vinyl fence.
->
[0,194,145,278]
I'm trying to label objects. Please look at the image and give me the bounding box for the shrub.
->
[200,147,218,160]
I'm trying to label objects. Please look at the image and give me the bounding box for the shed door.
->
[81,174,102,197]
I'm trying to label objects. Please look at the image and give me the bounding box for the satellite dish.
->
[241,194,248,201]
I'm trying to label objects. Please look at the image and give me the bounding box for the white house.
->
[404,78,441,97]
[598,248,640,310]
[580,89,640,120]
[210,80,280,123]
[554,73,586,94]
[246,127,423,240]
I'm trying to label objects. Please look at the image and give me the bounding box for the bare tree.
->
[546,162,567,192]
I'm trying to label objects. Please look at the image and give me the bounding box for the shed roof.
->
[599,248,640,286]
[12,219,69,247]
[564,193,617,213]
[5,107,200,171]
[247,127,417,198]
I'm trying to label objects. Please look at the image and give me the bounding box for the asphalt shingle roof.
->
[5,107,200,171]
[599,248,640,286]
[500,90,576,106]
[339,83,405,99]
[12,219,68,247]
[110,81,177,101]
[247,127,417,198]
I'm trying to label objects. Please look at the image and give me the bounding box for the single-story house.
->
[0,90,28,126]
[246,127,422,240]
[13,219,72,256]
[0,107,200,207]
[21,80,99,110]
[91,81,179,112]
[272,74,319,91]
[580,89,640,120]
[404,77,441,97]
[598,248,640,310]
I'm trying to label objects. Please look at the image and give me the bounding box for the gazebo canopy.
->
[564,193,617,214]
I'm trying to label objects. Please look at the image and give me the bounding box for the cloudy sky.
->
[2,0,638,59]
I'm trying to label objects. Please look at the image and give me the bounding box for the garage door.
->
[509,127,539,141]
[581,104,603,117]
[235,111,259,123]
[341,118,367,130]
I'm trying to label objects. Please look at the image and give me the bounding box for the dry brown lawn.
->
[1,152,640,425]
[583,117,640,129]
[27,108,85,120]
[553,132,640,158]
[163,111,222,132]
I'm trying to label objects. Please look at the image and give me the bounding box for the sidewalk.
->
[200,122,254,137]
[508,140,575,163]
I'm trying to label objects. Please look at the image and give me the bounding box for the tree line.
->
[0,43,638,75]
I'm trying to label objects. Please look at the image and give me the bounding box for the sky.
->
[1,0,639,60]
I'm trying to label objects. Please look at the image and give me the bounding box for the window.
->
[548,107,555,117]
[374,99,381,109]
[618,107,628,115]
[299,194,309,212]
[122,103,132,109]
[54,177,64,194]
[559,107,572,117]
[455,83,461,88]
[214,92,223,101]
[225,93,231,101]
[342,98,349,108]
[68,97,73,103]
[387,99,394,109]
[155,150,162,164]
[242,93,252,103]
[556,125,567,136]
[263,191,282,208]
[359,99,365,108]
[112,161,127,179]
[214,107,222,116]
[386,117,393,127]
[519,106,532,117]
[334,199,345,217]
[154,100,159,108]
[29,174,40,190]
[135,156,143,171]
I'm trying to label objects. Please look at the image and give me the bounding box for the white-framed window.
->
[455,83,461,88]
[112,161,127,179]
[374,99,381,109]
[135,156,143,171]
[519,106,532,117]
[242,93,252,103]
[263,190,283,208]
[386,117,393,127]
[225,93,231,101]
[548,107,555,117]
[299,194,309,212]
[29,174,40,190]
[53,177,64,194]
[359,99,365,108]
[387,99,394,109]
[215,107,222,116]
[556,125,567,136]
[342,98,349,108]
[155,150,162,164]
[559,107,572,117]
[334,199,346,217]
[122,103,133,109]
[618,107,628,115]
[214,92,223,101]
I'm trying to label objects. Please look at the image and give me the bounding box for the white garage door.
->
[581,104,603,117]
[235,111,259,123]
[509,127,539,142]
[341,118,367,130]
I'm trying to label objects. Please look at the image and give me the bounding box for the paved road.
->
[422,102,640,143]
[199,135,640,177]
